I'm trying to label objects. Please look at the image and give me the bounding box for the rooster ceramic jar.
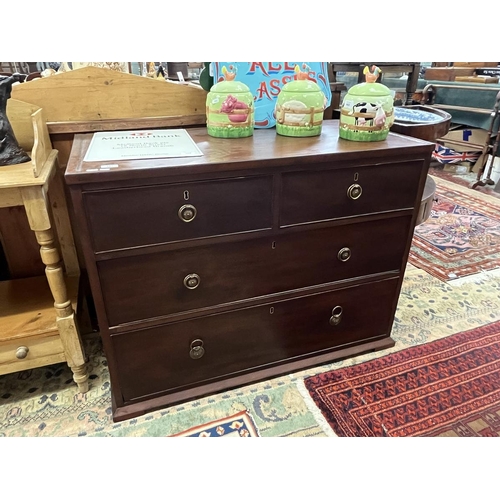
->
[206,65,254,138]
[275,65,326,137]
[339,65,394,142]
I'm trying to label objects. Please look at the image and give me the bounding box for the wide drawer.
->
[98,215,411,326]
[83,175,273,252]
[280,161,424,226]
[111,277,399,402]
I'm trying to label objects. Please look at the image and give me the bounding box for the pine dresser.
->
[65,121,434,422]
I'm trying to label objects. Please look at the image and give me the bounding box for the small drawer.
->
[98,216,411,326]
[111,277,399,402]
[0,334,65,375]
[83,175,273,252]
[280,161,424,226]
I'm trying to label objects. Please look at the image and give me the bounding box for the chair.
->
[422,83,500,189]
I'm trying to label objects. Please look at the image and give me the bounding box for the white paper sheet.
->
[83,129,204,162]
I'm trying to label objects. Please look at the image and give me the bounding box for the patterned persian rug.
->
[304,320,500,437]
[409,176,500,282]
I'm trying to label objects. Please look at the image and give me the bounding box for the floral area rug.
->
[409,176,500,282]
[2,265,500,438]
[304,320,500,437]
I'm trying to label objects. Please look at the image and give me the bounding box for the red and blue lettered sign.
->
[212,62,331,128]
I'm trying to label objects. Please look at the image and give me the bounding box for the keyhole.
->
[354,172,359,182]
[272,241,276,249]
[184,190,190,201]
[269,307,274,314]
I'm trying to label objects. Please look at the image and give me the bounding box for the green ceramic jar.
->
[339,67,394,142]
[275,79,326,137]
[206,73,255,138]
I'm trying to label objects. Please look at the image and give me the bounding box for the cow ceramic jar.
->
[339,65,394,142]
[206,65,255,138]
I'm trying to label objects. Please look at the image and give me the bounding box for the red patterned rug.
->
[409,181,500,281]
[304,321,500,437]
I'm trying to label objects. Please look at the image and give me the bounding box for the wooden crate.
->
[455,76,499,84]
[452,62,498,68]
[424,67,475,81]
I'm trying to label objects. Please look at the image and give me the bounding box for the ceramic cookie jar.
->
[339,65,394,142]
[206,64,255,138]
[275,64,326,137]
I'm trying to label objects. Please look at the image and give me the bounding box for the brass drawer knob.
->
[178,204,197,222]
[338,247,351,262]
[184,273,201,290]
[16,346,29,359]
[347,184,362,200]
[329,306,343,326]
[189,339,205,360]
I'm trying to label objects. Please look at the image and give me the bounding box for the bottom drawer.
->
[111,277,400,402]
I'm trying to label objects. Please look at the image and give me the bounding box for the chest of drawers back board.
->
[65,121,434,422]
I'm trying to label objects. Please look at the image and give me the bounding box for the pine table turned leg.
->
[42,228,89,393]
[40,228,90,393]
[70,362,89,394]
[57,314,89,394]
[22,186,89,393]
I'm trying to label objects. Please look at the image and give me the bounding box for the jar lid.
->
[210,80,251,93]
[348,82,391,97]
[282,80,322,92]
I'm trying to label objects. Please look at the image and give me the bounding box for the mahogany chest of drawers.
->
[65,121,434,422]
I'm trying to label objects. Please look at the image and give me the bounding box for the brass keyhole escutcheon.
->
[16,346,29,359]
[329,306,343,326]
[347,184,362,200]
[338,247,351,262]
[184,274,200,290]
[189,339,205,360]
[178,204,197,222]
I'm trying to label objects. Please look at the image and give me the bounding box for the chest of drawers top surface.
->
[65,121,434,185]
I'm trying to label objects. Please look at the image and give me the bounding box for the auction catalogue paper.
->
[83,129,204,162]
